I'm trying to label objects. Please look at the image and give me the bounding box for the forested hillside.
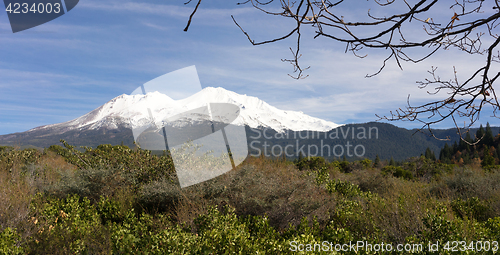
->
[3,122,500,162]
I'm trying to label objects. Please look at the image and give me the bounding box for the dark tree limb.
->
[185,0,500,141]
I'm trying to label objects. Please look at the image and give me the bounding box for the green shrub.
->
[485,217,500,239]
[97,196,126,225]
[28,194,108,254]
[0,146,14,152]
[382,165,413,180]
[321,224,353,245]
[402,157,454,181]
[325,179,364,197]
[330,198,381,240]
[0,147,42,172]
[194,206,287,253]
[48,140,174,184]
[419,204,460,242]
[295,156,326,171]
[137,176,181,213]
[360,158,372,169]
[0,227,23,255]
[312,166,330,185]
[451,197,493,222]
[338,160,352,173]
[45,166,134,203]
[108,209,155,254]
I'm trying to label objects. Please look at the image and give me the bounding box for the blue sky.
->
[0,0,498,135]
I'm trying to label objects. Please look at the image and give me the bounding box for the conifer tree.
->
[463,154,471,165]
[298,151,305,161]
[476,124,485,146]
[473,150,480,159]
[374,155,380,168]
[425,147,434,161]
[484,122,494,147]
[452,142,458,155]
[389,157,395,166]
[440,143,452,162]
[482,146,495,168]
[459,137,467,151]
[497,143,500,159]
[464,132,472,152]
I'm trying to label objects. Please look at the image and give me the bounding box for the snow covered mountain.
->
[28,87,340,134]
[1,88,475,161]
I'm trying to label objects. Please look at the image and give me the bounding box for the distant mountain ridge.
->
[0,87,497,160]
[1,121,497,161]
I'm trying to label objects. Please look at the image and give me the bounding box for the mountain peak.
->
[202,86,228,92]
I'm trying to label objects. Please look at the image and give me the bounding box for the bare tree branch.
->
[184,0,202,32]
[185,0,500,141]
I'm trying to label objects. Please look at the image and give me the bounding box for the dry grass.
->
[0,164,34,231]
[0,151,76,235]
[172,156,337,230]
[337,168,435,242]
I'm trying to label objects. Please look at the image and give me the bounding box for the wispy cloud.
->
[79,0,254,19]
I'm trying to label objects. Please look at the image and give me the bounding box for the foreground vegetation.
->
[1,141,500,254]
